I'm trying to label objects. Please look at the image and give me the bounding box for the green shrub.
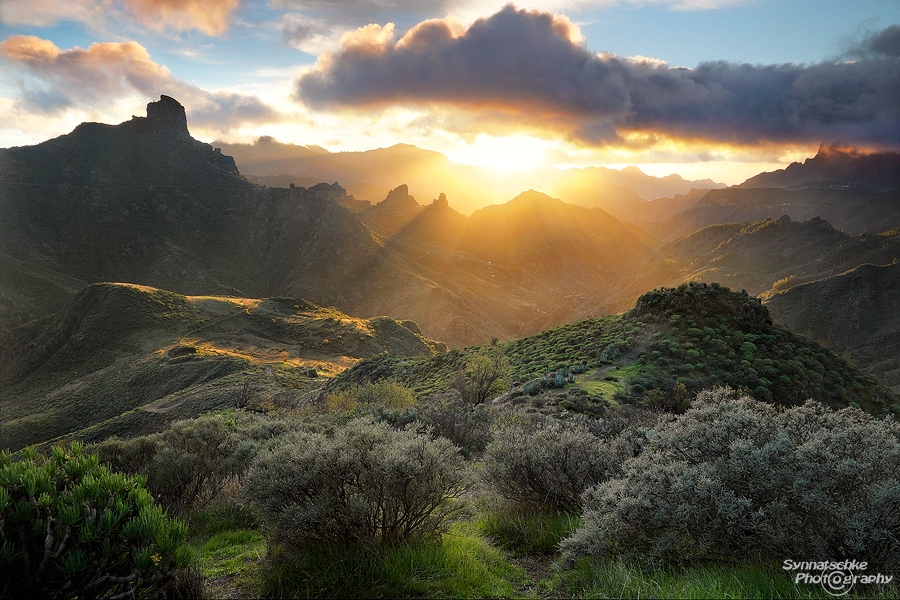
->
[326,378,415,412]
[420,394,494,457]
[483,420,633,511]
[243,418,472,548]
[91,412,286,515]
[451,352,510,406]
[561,388,900,570]
[0,443,195,599]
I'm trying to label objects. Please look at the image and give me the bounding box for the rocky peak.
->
[432,193,449,208]
[146,95,189,140]
[377,184,419,210]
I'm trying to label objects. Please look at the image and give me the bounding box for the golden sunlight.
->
[444,134,551,171]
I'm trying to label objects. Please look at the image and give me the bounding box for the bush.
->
[325,379,415,412]
[91,411,286,515]
[419,394,494,457]
[243,418,472,548]
[451,352,510,406]
[483,420,629,511]
[0,443,195,599]
[561,388,900,570]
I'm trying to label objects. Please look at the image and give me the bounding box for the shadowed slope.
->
[0,282,445,450]
[766,262,900,391]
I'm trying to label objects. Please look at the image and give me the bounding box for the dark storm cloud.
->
[295,6,900,148]
[855,24,900,58]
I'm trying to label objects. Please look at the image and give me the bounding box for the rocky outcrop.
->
[377,184,419,210]
[144,95,190,140]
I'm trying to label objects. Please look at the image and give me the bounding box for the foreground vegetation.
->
[4,382,897,598]
[2,284,898,598]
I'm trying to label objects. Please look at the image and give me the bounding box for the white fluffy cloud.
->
[0,35,285,135]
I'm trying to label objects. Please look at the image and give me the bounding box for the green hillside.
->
[0,282,444,450]
[332,283,896,416]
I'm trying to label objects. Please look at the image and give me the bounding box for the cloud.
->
[848,24,900,59]
[294,6,900,149]
[124,0,241,35]
[0,0,241,36]
[0,35,284,132]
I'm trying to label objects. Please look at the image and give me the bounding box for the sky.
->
[1,0,898,184]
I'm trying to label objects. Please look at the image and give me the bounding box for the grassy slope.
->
[331,283,896,415]
[0,282,445,450]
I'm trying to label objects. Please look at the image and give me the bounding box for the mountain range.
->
[215,136,726,216]
[0,96,652,347]
[1,95,898,397]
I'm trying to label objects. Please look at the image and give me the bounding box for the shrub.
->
[524,379,542,395]
[483,420,628,511]
[642,382,692,413]
[0,443,195,599]
[561,388,900,570]
[326,379,416,412]
[243,418,472,548]
[419,394,494,457]
[91,412,285,515]
[451,352,510,406]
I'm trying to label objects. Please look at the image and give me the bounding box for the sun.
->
[444,134,550,171]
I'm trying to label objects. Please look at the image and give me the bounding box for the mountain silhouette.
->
[739,144,900,189]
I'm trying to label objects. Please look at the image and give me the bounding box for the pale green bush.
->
[419,394,495,457]
[243,419,472,547]
[483,420,635,511]
[92,412,287,514]
[561,388,900,570]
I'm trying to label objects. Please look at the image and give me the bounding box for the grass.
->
[546,558,899,599]
[474,501,580,555]
[187,501,267,598]
[258,522,528,599]
[572,373,624,403]
[201,529,267,579]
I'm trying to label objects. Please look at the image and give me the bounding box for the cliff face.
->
[0,96,392,326]
[145,95,189,138]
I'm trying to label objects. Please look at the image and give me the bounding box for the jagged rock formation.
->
[0,98,651,346]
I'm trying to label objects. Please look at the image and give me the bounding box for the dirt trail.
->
[510,554,556,599]
[145,397,187,413]
[43,365,114,399]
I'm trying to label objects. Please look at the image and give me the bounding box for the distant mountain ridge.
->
[638,186,900,242]
[739,144,900,190]
[216,137,726,215]
[608,215,900,312]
